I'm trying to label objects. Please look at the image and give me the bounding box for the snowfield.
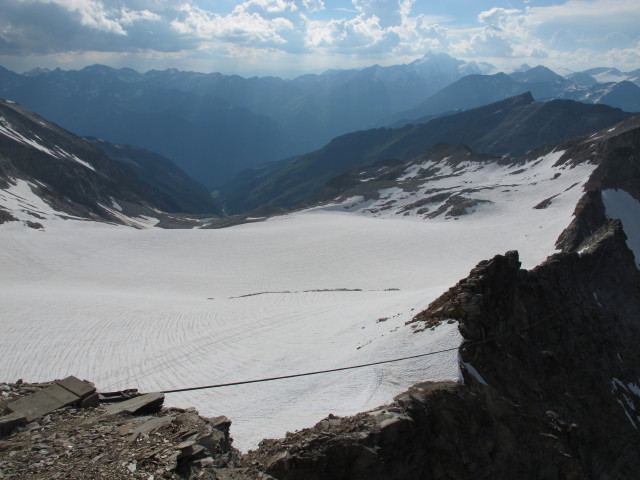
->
[0,150,598,450]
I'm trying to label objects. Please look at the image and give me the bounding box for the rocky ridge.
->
[239,219,640,480]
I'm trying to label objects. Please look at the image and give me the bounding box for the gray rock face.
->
[424,223,640,477]
[556,115,640,251]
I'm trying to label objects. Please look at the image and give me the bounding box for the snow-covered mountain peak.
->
[409,51,493,77]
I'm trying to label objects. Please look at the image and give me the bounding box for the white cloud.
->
[303,0,450,56]
[34,0,128,34]
[392,14,450,53]
[448,0,640,71]
[302,0,324,13]
[120,7,160,26]
[0,0,638,75]
[169,1,315,51]
[306,15,384,50]
[351,0,406,27]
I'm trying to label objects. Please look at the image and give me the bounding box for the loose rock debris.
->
[0,378,260,480]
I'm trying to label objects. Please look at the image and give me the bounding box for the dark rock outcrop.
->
[415,219,640,478]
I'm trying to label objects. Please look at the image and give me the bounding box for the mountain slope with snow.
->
[312,143,593,226]
[0,99,221,227]
[220,94,631,214]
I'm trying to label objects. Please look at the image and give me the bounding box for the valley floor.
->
[0,150,597,450]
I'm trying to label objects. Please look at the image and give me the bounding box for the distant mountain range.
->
[385,65,640,126]
[219,93,633,214]
[1,89,636,224]
[4,54,638,189]
[0,53,490,187]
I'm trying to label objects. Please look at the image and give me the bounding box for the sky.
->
[0,0,638,77]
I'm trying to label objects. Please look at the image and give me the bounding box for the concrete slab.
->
[7,385,79,422]
[104,393,165,416]
[43,384,80,405]
[56,376,95,398]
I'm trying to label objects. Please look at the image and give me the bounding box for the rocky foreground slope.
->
[0,380,245,479]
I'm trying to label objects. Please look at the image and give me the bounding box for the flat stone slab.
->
[104,393,165,416]
[6,376,96,423]
[56,376,95,398]
[130,415,174,437]
[44,384,80,405]
[80,392,100,408]
[8,384,79,422]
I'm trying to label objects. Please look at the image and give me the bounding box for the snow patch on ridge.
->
[69,154,96,171]
[611,378,640,429]
[461,358,488,386]
[0,179,158,228]
[314,149,595,223]
[98,203,159,229]
[0,178,77,224]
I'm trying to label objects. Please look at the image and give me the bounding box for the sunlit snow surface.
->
[0,150,596,450]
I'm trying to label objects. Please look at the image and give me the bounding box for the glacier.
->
[0,149,597,451]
